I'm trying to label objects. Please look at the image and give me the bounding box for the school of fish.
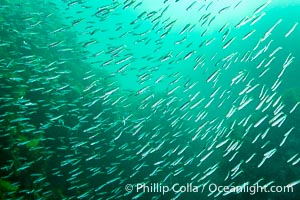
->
[0,0,299,199]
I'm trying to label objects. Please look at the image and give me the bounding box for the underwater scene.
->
[0,0,300,199]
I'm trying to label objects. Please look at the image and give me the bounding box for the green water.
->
[0,0,299,199]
